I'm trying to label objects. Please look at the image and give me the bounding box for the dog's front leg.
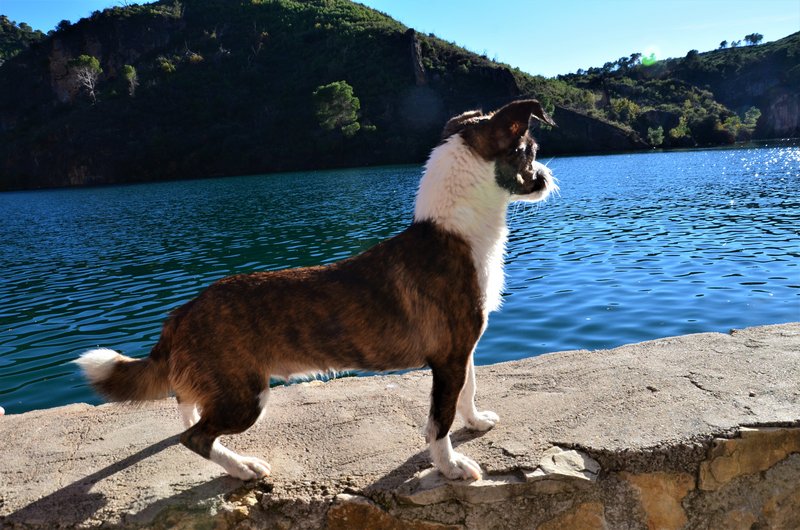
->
[457,353,499,431]
[426,357,482,480]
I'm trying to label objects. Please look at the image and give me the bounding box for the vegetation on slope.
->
[0,15,45,65]
[559,32,800,146]
[0,0,796,190]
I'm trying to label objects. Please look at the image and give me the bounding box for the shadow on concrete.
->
[364,426,491,494]
[5,426,489,526]
[3,434,244,527]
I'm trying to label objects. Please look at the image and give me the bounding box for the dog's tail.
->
[75,337,171,402]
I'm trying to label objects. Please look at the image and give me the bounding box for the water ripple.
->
[1,145,799,413]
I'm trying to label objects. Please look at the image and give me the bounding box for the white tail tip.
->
[75,348,121,384]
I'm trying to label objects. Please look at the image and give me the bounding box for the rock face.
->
[406,29,428,87]
[538,105,649,155]
[0,323,798,529]
[759,89,800,139]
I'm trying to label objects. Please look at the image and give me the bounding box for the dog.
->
[76,99,557,481]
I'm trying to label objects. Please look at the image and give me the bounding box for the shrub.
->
[669,115,690,139]
[647,126,664,146]
[157,56,176,74]
[122,64,138,96]
[611,97,640,124]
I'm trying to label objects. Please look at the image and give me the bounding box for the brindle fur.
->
[96,221,483,457]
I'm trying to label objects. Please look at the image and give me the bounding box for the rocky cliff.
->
[537,105,648,154]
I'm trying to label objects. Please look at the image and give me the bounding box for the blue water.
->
[1,144,798,413]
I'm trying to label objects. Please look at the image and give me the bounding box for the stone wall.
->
[153,426,798,529]
[1,323,798,529]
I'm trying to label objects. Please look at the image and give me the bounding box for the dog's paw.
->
[464,410,499,431]
[437,451,482,480]
[226,456,272,481]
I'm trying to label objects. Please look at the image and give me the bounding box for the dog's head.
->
[441,99,557,203]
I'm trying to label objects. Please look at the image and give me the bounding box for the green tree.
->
[744,33,764,46]
[122,64,138,96]
[340,122,361,138]
[312,80,361,136]
[0,15,46,64]
[669,115,691,139]
[719,40,728,49]
[738,106,762,140]
[647,126,664,146]
[744,106,761,128]
[69,54,102,103]
[610,97,640,124]
[722,115,742,137]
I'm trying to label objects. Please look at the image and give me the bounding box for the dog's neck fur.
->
[414,134,510,315]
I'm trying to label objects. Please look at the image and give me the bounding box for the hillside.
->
[559,32,800,146]
[0,0,642,190]
[665,32,800,140]
[0,1,796,190]
[0,15,44,66]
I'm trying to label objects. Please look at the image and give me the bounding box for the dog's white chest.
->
[473,226,508,315]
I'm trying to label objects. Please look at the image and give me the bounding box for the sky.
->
[1,0,798,77]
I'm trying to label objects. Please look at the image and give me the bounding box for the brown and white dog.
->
[76,99,557,481]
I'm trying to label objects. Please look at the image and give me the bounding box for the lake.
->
[1,143,798,414]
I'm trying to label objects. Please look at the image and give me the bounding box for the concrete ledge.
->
[1,323,798,529]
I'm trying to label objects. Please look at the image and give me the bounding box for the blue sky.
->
[1,0,798,77]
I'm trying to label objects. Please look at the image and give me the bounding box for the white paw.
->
[437,451,483,480]
[225,456,272,480]
[464,410,499,431]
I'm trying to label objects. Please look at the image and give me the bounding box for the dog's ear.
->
[441,110,485,140]
[488,99,556,151]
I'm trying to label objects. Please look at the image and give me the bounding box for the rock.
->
[328,494,455,530]
[406,29,428,87]
[622,471,695,530]
[537,105,649,156]
[397,469,529,506]
[526,446,600,482]
[538,502,607,530]
[699,427,800,491]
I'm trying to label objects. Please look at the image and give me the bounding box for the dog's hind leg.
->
[179,386,271,480]
[456,353,499,431]
[426,357,482,480]
[176,395,201,428]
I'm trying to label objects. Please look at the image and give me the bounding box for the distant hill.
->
[0,0,796,190]
[559,32,800,146]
